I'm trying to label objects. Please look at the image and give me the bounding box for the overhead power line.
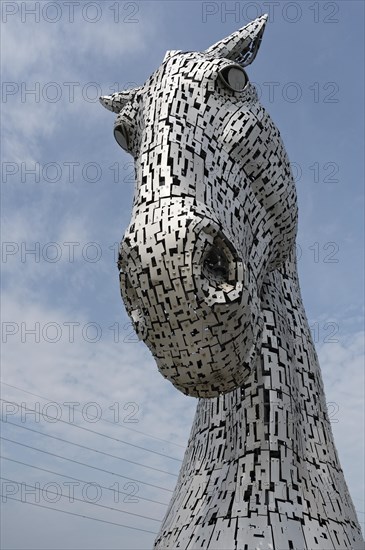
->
[0,455,169,507]
[0,494,158,534]
[1,437,174,493]
[0,476,162,523]
[0,380,186,449]
[0,398,182,463]
[2,419,178,478]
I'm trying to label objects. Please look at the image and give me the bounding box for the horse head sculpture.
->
[100,15,297,398]
[100,15,363,550]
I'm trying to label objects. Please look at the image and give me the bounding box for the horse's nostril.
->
[203,247,230,281]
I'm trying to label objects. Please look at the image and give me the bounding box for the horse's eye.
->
[114,124,129,151]
[218,65,248,92]
[204,247,229,280]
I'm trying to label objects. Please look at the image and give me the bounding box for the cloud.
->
[2,4,157,163]
[317,328,365,514]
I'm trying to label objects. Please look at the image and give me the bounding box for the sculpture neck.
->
[154,254,363,549]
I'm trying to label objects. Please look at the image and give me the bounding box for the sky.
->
[1,1,364,549]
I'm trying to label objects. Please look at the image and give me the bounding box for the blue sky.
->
[1,1,364,548]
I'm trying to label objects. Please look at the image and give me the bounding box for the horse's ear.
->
[163,50,182,62]
[204,14,268,67]
[99,87,141,114]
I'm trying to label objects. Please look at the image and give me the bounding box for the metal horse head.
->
[100,18,364,550]
[100,15,298,398]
